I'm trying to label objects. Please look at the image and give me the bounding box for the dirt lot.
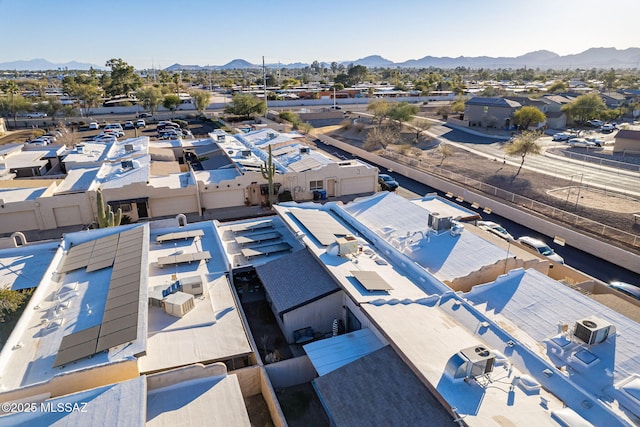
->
[330,126,640,252]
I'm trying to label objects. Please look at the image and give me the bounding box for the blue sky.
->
[1,0,638,69]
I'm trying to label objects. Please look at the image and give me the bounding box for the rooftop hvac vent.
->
[76,145,84,153]
[459,345,496,378]
[121,160,134,170]
[241,150,252,157]
[217,134,226,141]
[300,146,310,154]
[124,144,134,152]
[573,316,613,345]
[429,212,453,233]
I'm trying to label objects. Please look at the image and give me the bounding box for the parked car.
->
[104,123,123,131]
[124,120,135,129]
[586,119,603,127]
[88,122,100,130]
[585,137,604,147]
[135,119,146,128]
[378,173,399,191]
[600,123,616,132]
[158,130,182,140]
[102,128,125,138]
[476,221,513,240]
[552,132,572,141]
[27,112,47,118]
[608,281,640,301]
[568,138,596,148]
[93,135,117,143]
[157,121,180,131]
[26,137,50,146]
[137,112,152,118]
[517,236,564,264]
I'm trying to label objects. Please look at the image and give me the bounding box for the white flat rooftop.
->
[0,225,149,392]
[140,222,252,373]
[0,241,58,290]
[147,372,250,426]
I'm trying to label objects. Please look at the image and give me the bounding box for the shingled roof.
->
[255,249,340,316]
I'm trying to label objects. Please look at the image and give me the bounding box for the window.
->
[310,180,323,190]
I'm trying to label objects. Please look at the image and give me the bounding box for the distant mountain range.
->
[2,48,640,71]
[0,58,103,71]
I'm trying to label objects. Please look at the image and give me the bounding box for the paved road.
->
[428,123,640,198]
[314,138,639,287]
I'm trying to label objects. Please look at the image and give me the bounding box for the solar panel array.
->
[290,209,351,246]
[351,270,394,292]
[53,227,144,367]
[288,157,322,173]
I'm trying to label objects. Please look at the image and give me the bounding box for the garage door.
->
[341,177,374,195]
[54,206,83,227]
[202,190,245,209]
[150,196,198,217]
[0,211,38,233]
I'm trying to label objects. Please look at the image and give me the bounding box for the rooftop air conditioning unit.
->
[124,144,134,152]
[217,134,225,141]
[459,345,495,378]
[241,150,252,157]
[573,316,613,345]
[336,235,358,256]
[267,132,277,139]
[429,212,453,233]
[76,145,84,153]
[121,160,134,170]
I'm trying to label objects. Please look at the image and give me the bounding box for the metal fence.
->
[384,150,640,249]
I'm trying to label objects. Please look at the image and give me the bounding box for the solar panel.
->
[290,209,351,246]
[351,270,394,292]
[99,312,138,336]
[241,242,292,259]
[102,301,138,322]
[57,325,100,349]
[289,157,321,172]
[96,327,138,352]
[156,229,204,243]
[235,231,282,245]
[230,220,273,233]
[52,226,146,367]
[53,339,99,367]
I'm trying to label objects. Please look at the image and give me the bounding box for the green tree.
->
[562,93,607,123]
[103,58,142,97]
[387,102,419,130]
[39,96,63,119]
[367,99,389,125]
[0,288,27,322]
[547,81,567,93]
[504,131,543,178]
[190,89,211,114]
[136,86,163,115]
[0,80,21,127]
[513,106,546,130]
[163,94,181,117]
[224,93,266,119]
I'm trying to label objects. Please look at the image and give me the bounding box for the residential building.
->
[614,129,640,155]
[0,129,377,234]
[464,97,522,129]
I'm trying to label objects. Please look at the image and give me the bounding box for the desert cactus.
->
[260,145,276,206]
[96,188,122,228]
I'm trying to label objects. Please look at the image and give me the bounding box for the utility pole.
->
[263,56,268,114]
